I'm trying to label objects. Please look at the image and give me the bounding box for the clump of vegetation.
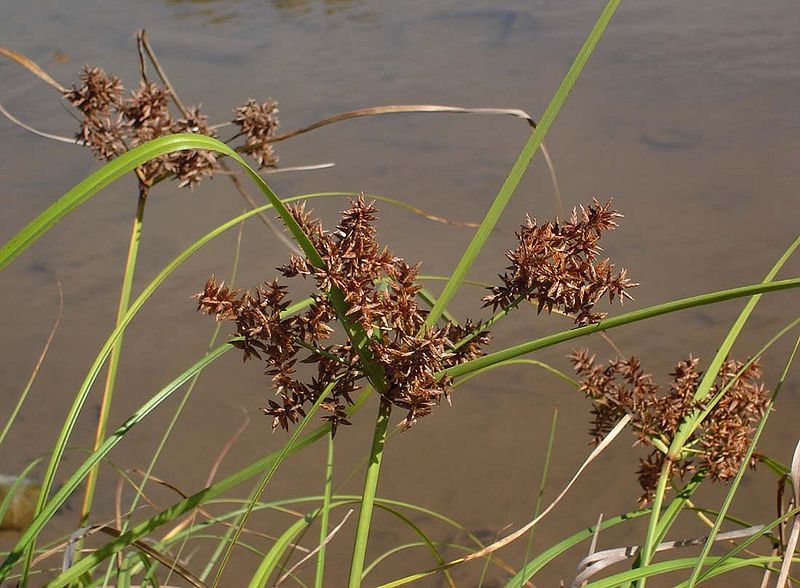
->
[1,1,799,587]
[483,198,634,324]
[64,62,279,192]
[570,350,770,504]
[196,195,634,434]
[197,196,493,432]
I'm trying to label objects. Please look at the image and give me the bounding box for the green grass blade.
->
[160,222,244,588]
[652,474,704,549]
[416,287,458,325]
[649,315,800,553]
[621,473,703,581]
[161,494,484,554]
[348,399,392,588]
[211,380,338,586]
[81,193,147,526]
[363,504,455,585]
[0,133,324,275]
[0,134,270,581]
[0,132,389,393]
[521,405,559,574]
[0,135,222,272]
[248,517,310,588]
[7,202,277,583]
[314,433,335,588]
[0,283,62,448]
[0,188,375,586]
[583,556,796,587]
[425,0,621,327]
[638,234,800,578]
[0,343,232,577]
[43,386,372,587]
[1,133,387,390]
[453,358,578,389]
[62,491,487,586]
[444,277,800,380]
[506,511,653,587]
[687,334,800,585]
[363,542,470,580]
[675,232,800,444]
[676,506,800,587]
[167,533,268,559]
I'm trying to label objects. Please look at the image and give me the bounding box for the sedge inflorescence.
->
[483,198,635,325]
[196,197,637,434]
[233,99,280,168]
[570,349,770,504]
[196,196,490,432]
[62,65,281,194]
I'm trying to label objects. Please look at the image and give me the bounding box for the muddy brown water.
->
[1,1,799,585]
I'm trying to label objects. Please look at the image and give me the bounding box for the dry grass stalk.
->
[775,439,800,588]
[1,41,568,211]
[572,524,764,586]
[380,415,630,584]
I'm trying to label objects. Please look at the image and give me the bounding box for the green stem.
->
[348,398,392,588]
[211,380,339,587]
[666,233,800,463]
[161,221,245,588]
[81,192,147,525]
[636,459,672,587]
[635,233,800,584]
[4,343,233,584]
[522,405,559,571]
[315,432,335,588]
[444,277,800,380]
[687,334,800,585]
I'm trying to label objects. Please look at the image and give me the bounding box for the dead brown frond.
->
[570,349,770,504]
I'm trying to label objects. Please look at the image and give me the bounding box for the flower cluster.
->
[63,66,123,115]
[233,99,280,168]
[196,197,490,432]
[570,349,770,504]
[62,65,282,192]
[64,67,127,161]
[169,107,217,187]
[484,198,635,325]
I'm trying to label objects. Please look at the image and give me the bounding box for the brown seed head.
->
[168,106,217,188]
[485,198,636,325]
[570,349,770,504]
[63,66,123,115]
[197,196,489,432]
[233,99,280,168]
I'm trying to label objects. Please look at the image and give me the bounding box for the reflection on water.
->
[163,0,370,24]
[165,0,239,25]
[272,0,358,16]
[639,128,702,151]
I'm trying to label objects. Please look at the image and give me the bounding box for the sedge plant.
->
[2,0,800,585]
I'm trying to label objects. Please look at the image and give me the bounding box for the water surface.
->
[1,1,799,585]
